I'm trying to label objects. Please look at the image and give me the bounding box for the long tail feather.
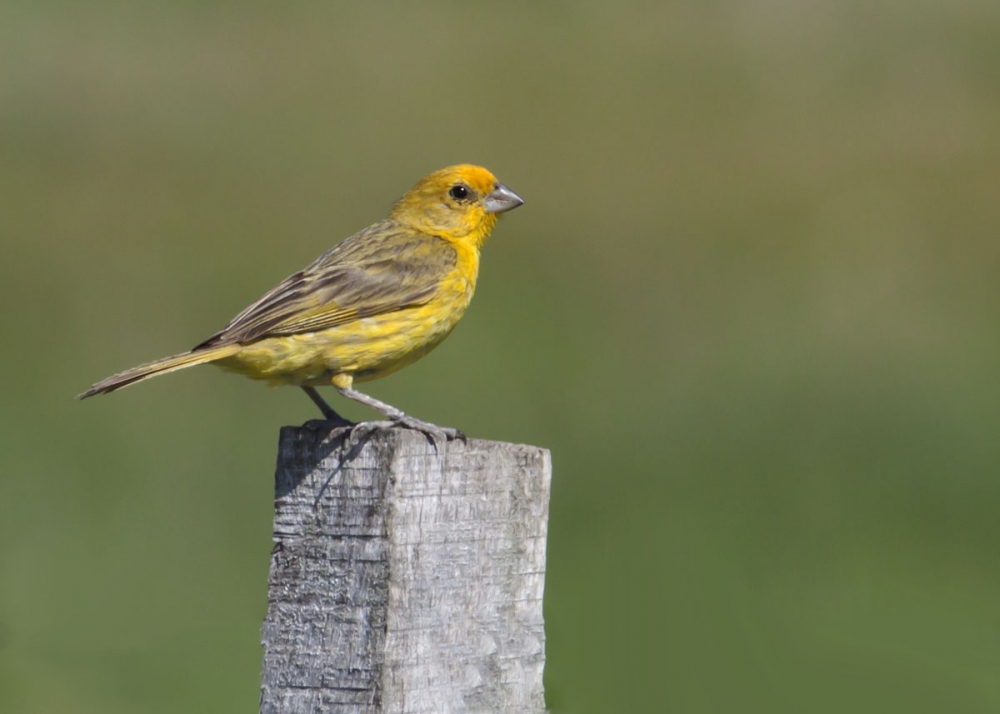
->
[77,345,241,399]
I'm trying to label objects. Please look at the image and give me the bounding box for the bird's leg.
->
[331,374,465,442]
[301,386,353,427]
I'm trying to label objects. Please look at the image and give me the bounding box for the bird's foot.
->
[345,416,465,452]
[394,414,466,444]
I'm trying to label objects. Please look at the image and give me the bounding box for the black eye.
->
[449,184,469,200]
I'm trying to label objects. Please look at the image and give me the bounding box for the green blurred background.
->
[3,1,1000,712]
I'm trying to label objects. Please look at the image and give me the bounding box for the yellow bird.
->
[79,164,523,439]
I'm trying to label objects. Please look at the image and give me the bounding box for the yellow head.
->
[390,164,523,248]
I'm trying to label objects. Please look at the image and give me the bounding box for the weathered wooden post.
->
[260,423,551,714]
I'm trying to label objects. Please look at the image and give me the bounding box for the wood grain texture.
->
[260,424,550,714]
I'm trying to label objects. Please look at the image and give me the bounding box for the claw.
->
[335,417,464,454]
[393,415,465,449]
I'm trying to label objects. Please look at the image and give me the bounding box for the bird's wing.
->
[195,222,456,347]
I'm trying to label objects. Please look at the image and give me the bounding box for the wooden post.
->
[260,423,550,714]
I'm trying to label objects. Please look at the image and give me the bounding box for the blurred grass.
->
[3,1,1000,712]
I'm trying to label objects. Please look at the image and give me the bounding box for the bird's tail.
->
[77,344,241,399]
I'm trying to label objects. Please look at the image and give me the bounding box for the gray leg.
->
[301,386,352,426]
[334,385,465,442]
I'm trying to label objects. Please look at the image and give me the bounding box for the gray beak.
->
[484,183,524,214]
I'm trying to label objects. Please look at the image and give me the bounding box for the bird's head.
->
[390,164,523,248]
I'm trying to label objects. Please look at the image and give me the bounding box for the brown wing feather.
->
[196,221,456,348]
